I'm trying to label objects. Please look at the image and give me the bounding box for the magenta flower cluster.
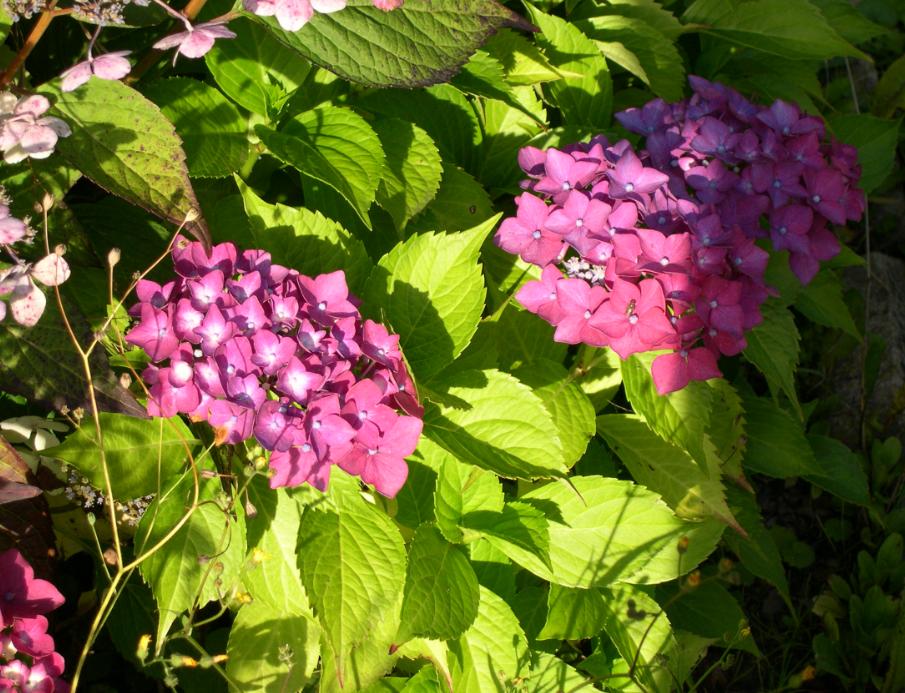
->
[495,76,864,395]
[0,548,68,693]
[126,239,423,498]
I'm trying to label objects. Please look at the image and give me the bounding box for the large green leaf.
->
[243,478,311,614]
[205,16,311,116]
[429,440,504,543]
[257,105,385,228]
[408,164,495,234]
[491,308,566,370]
[397,524,480,643]
[234,179,372,292]
[741,394,820,477]
[578,15,686,101]
[513,360,596,468]
[523,6,614,127]
[658,581,760,655]
[621,353,713,464]
[723,485,791,609]
[143,78,247,179]
[52,413,195,500]
[683,0,867,60]
[226,600,320,692]
[136,471,245,644]
[805,434,870,506]
[539,584,608,640]
[373,119,443,231]
[743,301,801,414]
[520,476,724,587]
[448,586,528,692]
[599,583,679,692]
[365,217,495,382]
[298,498,406,686]
[597,414,735,527]
[829,114,901,195]
[45,79,207,243]
[423,368,567,479]
[482,29,561,86]
[0,296,144,417]
[258,0,527,88]
[793,269,860,338]
[460,501,552,576]
[873,54,905,118]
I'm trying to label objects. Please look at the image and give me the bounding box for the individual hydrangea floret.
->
[495,77,864,395]
[0,93,71,164]
[126,238,423,498]
[60,51,132,92]
[0,548,68,693]
[244,0,402,32]
[153,19,236,60]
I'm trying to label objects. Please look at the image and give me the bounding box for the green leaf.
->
[522,653,593,693]
[460,501,552,576]
[523,5,614,127]
[429,440,504,543]
[578,15,686,101]
[743,301,801,414]
[683,0,868,61]
[621,353,713,464]
[373,119,443,231]
[226,600,320,692]
[0,296,144,417]
[257,105,385,228]
[520,476,724,587]
[793,269,860,338]
[873,54,905,118]
[741,394,820,477]
[448,586,528,692]
[142,78,247,178]
[829,114,901,195]
[492,308,567,370]
[394,458,438,529]
[298,498,406,686]
[539,584,608,640]
[452,50,544,125]
[479,86,547,190]
[706,379,747,482]
[409,164,495,234]
[482,29,561,85]
[205,17,311,116]
[243,478,311,614]
[597,414,736,526]
[136,471,245,644]
[658,581,760,656]
[365,217,495,382]
[574,345,623,412]
[599,583,679,692]
[805,434,870,506]
[723,485,791,609]
[45,79,207,243]
[234,178,372,292]
[257,0,527,88]
[423,368,567,479]
[513,360,596,468]
[575,0,684,40]
[52,413,195,500]
[809,0,890,44]
[397,524,481,643]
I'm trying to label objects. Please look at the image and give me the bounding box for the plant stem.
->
[0,2,59,88]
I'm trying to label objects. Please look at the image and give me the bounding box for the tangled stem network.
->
[496,76,864,394]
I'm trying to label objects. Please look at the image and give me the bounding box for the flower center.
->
[659,257,669,267]
[624,182,635,193]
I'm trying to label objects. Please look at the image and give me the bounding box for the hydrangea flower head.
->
[127,238,423,497]
[494,77,864,394]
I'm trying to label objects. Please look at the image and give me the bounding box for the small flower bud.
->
[136,635,151,663]
[41,193,54,212]
[108,248,121,268]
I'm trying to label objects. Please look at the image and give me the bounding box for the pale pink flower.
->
[372,0,403,9]
[153,20,236,60]
[244,0,346,31]
[30,251,70,287]
[0,93,71,164]
[60,51,132,92]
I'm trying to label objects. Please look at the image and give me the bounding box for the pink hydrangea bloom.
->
[153,20,236,60]
[497,76,864,395]
[127,239,423,498]
[59,51,132,92]
[0,93,71,164]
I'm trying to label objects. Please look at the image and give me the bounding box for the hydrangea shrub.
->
[0,0,899,691]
